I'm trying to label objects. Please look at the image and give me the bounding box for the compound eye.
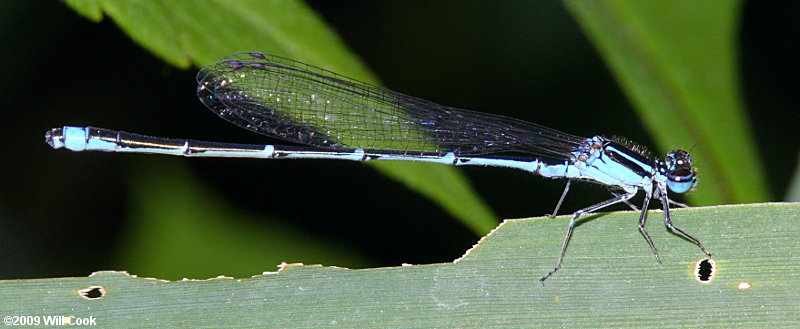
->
[667,168,693,182]
[667,168,696,193]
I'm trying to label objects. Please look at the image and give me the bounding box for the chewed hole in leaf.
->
[78,285,106,300]
[695,258,715,283]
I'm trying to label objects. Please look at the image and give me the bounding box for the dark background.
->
[0,1,797,279]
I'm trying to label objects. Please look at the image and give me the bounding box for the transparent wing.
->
[196,52,586,158]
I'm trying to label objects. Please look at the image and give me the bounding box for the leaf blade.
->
[3,203,797,327]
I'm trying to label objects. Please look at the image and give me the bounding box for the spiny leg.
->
[540,190,638,283]
[547,180,571,218]
[660,192,712,256]
[622,199,640,211]
[637,192,661,262]
[667,198,691,208]
[609,187,640,211]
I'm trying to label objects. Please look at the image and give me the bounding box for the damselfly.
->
[45,52,711,281]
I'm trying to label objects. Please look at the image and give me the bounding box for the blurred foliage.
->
[62,0,497,279]
[116,159,373,279]
[0,0,795,282]
[565,0,770,205]
[58,0,791,278]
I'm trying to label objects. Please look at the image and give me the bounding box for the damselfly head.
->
[664,150,697,193]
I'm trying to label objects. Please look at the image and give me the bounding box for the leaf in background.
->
[373,162,498,234]
[62,0,497,247]
[62,0,101,21]
[116,159,374,280]
[3,203,798,326]
[65,0,372,78]
[563,0,770,205]
[786,152,800,202]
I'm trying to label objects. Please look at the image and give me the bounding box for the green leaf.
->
[114,159,374,280]
[2,203,797,326]
[371,162,498,234]
[62,0,101,22]
[786,152,800,202]
[563,0,771,205]
[61,0,497,236]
